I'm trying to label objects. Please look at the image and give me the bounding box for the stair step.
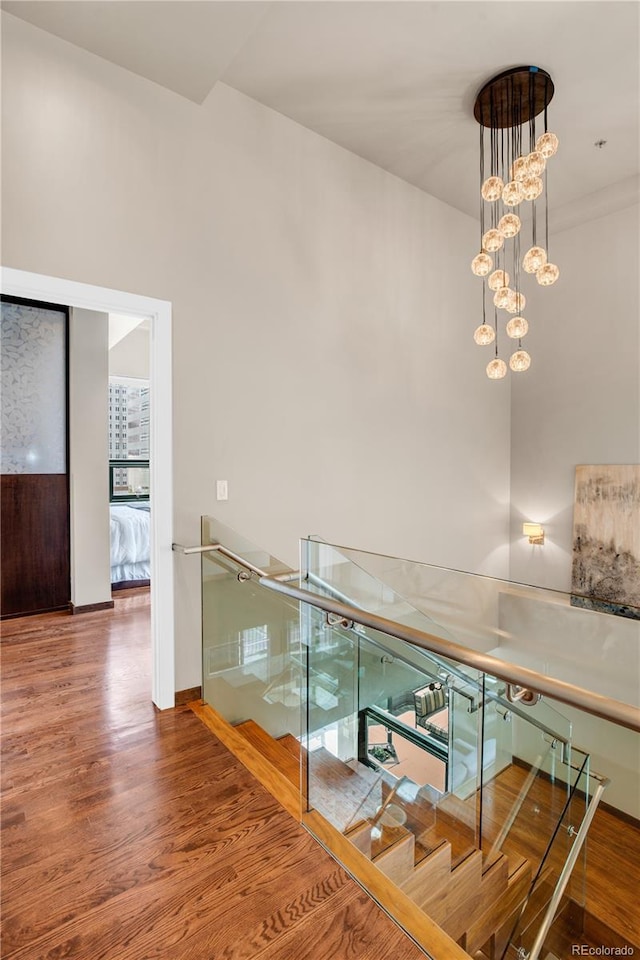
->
[466,859,532,956]
[277,733,302,760]
[309,748,382,830]
[435,803,477,868]
[234,720,300,787]
[424,849,483,927]
[440,852,509,943]
[373,831,416,884]
[400,840,452,908]
[381,778,437,838]
[344,819,372,857]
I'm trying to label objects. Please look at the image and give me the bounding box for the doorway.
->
[0,266,174,709]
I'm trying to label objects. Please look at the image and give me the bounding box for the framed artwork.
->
[571,464,640,620]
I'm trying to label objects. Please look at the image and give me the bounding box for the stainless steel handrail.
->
[528,777,609,960]
[259,577,640,734]
[172,542,296,580]
[172,541,640,733]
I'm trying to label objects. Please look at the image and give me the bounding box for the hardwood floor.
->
[1,593,426,960]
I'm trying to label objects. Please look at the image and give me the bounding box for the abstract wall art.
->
[571,464,640,620]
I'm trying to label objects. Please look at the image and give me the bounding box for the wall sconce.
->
[523,522,545,545]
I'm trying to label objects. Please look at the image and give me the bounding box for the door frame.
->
[1,266,175,709]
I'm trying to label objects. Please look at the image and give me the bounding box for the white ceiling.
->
[2,1,639,221]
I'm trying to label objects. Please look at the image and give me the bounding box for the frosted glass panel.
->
[1,301,66,474]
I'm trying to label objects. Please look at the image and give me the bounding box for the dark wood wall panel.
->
[1,474,69,617]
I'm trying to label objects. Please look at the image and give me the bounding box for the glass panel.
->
[501,754,593,960]
[305,537,640,837]
[1,300,66,474]
[201,517,300,739]
[325,539,640,706]
[198,520,636,959]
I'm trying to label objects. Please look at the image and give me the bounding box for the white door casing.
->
[0,266,175,709]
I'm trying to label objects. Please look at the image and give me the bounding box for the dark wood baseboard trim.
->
[175,686,202,706]
[598,798,640,830]
[70,601,115,615]
[1,604,69,621]
[111,580,150,592]
[512,755,640,829]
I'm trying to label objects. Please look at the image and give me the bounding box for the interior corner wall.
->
[69,308,112,608]
[1,13,510,692]
[509,203,640,591]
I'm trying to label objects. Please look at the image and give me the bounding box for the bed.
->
[109,459,151,589]
[110,502,150,588]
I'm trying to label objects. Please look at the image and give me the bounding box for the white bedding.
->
[110,504,150,567]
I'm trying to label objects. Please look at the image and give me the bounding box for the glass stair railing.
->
[185,517,640,960]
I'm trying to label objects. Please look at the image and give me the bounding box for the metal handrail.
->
[259,578,640,734]
[528,777,609,960]
[172,541,640,733]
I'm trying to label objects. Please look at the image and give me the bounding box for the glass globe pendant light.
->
[522,175,543,201]
[506,316,529,339]
[526,151,546,176]
[536,132,559,157]
[474,323,495,345]
[498,213,521,238]
[471,252,493,276]
[488,269,509,291]
[481,176,504,201]
[473,66,557,378]
[486,357,507,379]
[523,246,547,273]
[511,157,528,182]
[502,180,523,206]
[482,229,503,252]
[493,286,512,309]
[510,350,531,372]
[536,262,560,286]
[506,290,526,314]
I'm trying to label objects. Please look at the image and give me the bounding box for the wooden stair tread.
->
[401,840,452,907]
[466,858,532,956]
[309,749,383,830]
[373,832,416,884]
[423,849,483,923]
[277,733,302,760]
[234,720,300,787]
[439,852,509,943]
[344,819,372,857]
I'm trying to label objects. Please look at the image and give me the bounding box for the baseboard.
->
[175,686,202,706]
[111,580,150,592]
[512,755,640,829]
[69,600,115,615]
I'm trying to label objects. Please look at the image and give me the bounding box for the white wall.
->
[69,308,112,607]
[509,203,640,591]
[0,14,510,691]
[109,326,150,379]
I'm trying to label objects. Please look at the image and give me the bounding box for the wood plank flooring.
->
[1,592,426,960]
[476,765,640,947]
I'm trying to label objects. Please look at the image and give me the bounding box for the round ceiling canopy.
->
[474,66,554,128]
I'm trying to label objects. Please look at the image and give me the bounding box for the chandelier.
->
[470,66,559,379]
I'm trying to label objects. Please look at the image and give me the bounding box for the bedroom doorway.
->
[108,316,152,594]
[0,267,174,710]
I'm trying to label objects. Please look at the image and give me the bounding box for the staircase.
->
[228,715,546,959]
